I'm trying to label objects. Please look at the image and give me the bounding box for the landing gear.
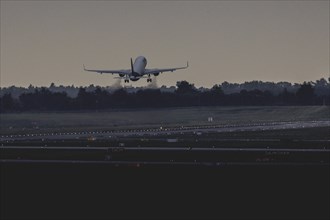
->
[124,76,129,83]
[147,74,152,82]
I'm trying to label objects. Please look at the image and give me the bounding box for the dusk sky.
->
[1,1,329,88]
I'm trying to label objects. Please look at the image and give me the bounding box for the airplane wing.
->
[143,62,189,75]
[83,65,130,75]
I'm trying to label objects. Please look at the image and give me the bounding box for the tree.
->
[175,81,197,94]
[1,93,15,111]
[208,84,224,105]
[296,82,315,105]
[279,88,294,105]
[210,85,224,96]
[111,89,129,107]
[314,78,330,97]
[76,87,94,109]
[94,87,110,108]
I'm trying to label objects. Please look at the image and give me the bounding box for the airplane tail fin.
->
[130,58,134,73]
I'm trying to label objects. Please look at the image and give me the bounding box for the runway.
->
[1,120,329,141]
[1,145,329,152]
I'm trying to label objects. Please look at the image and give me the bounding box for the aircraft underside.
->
[124,74,153,83]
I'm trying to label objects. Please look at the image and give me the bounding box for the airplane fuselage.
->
[130,56,148,81]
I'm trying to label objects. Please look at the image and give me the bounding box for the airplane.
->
[83,56,188,83]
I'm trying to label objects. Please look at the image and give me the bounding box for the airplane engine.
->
[119,74,125,77]
[153,73,159,76]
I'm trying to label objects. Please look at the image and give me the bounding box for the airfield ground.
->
[1,106,329,219]
[1,106,329,135]
[1,106,329,165]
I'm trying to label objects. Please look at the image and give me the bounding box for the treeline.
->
[2,78,330,99]
[0,80,329,112]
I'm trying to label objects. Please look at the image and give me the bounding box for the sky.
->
[1,1,329,88]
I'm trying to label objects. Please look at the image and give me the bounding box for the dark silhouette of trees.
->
[314,78,330,97]
[175,81,197,94]
[201,84,225,106]
[94,87,110,109]
[210,85,224,96]
[238,89,273,105]
[134,89,163,107]
[19,88,71,111]
[76,87,95,109]
[0,80,328,112]
[296,82,315,105]
[279,88,295,105]
[111,88,130,107]
[0,93,15,112]
[175,81,199,106]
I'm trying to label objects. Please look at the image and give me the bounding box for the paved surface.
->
[1,120,329,141]
[1,146,329,152]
